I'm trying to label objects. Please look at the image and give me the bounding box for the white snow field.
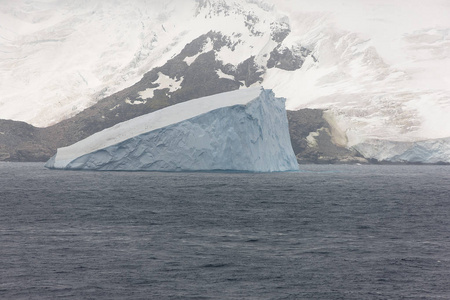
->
[2,0,450,161]
[45,87,299,172]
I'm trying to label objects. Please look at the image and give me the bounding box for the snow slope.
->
[45,87,298,171]
[2,0,450,154]
[0,0,197,126]
[267,0,450,145]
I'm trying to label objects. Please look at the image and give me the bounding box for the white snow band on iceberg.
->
[45,87,299,172]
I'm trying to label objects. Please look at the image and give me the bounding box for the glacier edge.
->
[352,138,450,164]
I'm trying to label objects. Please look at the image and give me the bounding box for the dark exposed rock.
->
[267,46,311,71]
[177,31,232,61]
[287,109,367,164]
[287,109,328,155]
[0,120,53,162]
[270,21,291,43]
[234,56,263,87]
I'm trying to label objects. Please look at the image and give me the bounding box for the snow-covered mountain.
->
[1,0,450,163]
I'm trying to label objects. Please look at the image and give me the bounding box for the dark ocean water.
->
[0,163,449,300]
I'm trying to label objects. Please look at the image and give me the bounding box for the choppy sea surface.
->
[0,163,449,299]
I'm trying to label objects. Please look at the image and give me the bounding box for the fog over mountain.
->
[1,0,450,163]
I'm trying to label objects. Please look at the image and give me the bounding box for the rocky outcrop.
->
[0,120,53,162]
[267,46,311,71]
[287,109,367,164]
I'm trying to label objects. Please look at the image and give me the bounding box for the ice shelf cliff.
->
[45,87,299,172]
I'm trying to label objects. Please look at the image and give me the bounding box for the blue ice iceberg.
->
[45,87,299,172]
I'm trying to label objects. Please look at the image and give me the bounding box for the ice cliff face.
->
[353,138,450,164]
[45,88,298,171]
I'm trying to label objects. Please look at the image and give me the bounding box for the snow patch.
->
[216,69,235,80]
[154,72,182,93]
[306,131,320,147]
[184,52,201,66]
[125,98,147,105]
[109,104,120,111]
[138,72,182,100]
[137,88,155,100]
[202,37,215,52]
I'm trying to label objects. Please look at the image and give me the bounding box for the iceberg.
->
[45,87,299,172]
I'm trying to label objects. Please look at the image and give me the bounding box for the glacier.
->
[45,87,299,172]
[353,138,450,164]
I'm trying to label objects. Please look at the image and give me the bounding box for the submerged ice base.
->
[45,87,299,172]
